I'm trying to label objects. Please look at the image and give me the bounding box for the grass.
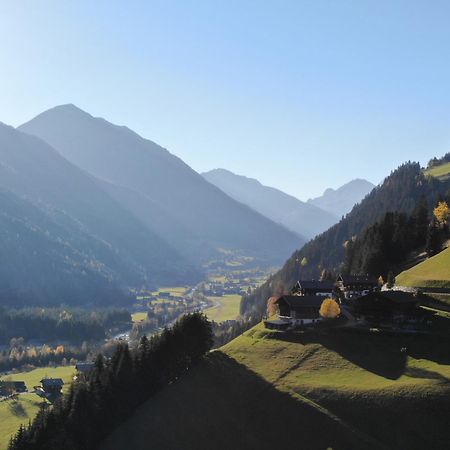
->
[131,312,148,322]
[396,247,450,288]
[0,366,75,450]
[203,294,241,322]
[101,323,450,450]
[424,161,450,180]
[151,286,187,298]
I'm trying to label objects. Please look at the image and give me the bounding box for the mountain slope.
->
[0,188,124,306]
[19,105,303,265]
[101,323,450,450]
[307,178,375,218]
[242,162,450,316]
[0,123,198,305]
[396,247,450,288]
[202,168,336,239]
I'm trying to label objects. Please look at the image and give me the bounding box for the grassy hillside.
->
[0,366,75,450]
[424,161,450,180]
[101,323,450,450]
[396,247,450,288]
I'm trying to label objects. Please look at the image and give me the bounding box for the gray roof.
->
[277,295,325,309]
[296,280,335,290]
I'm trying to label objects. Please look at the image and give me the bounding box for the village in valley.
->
[264,274,436,334]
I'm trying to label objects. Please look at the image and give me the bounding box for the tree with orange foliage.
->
[319,298,340,319]
[434,201,449,227]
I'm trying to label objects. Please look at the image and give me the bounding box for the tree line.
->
[0,307,131,344]
[241,161,450,318]
[8,312,213,450]
[344,197,449,278]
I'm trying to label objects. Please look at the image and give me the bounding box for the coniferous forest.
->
[8,313,213,450]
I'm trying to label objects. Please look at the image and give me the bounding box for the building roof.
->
[294,280,335,291]
[40,378,64,386]
[276,295,324,309]
[355,291,420,307]
[337,274,378,285]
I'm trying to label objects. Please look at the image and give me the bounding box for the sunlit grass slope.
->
[424,161,450,179]
[0,366,75,450]
[101,324,450,450]
[396,247,450,288]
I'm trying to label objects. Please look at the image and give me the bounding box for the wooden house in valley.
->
[291,280,335,297]
[265,295,324,329]
[337,274,378,299]
[353,291,427,325]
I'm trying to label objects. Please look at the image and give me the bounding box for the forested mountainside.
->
[0,123,198,306]
[20,105,303,265]
[0,188,126,306]
[202,168,336,239]
[242,161,450,317]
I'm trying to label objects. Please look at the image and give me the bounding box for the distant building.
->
[337,274,378,298]
[0,381,27,396]
[40,378,64,394]
[76,361,95,375]
[292,280,335,297]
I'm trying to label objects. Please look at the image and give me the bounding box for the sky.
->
[1,1,450,200]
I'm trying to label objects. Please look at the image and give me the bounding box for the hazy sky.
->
[1,1,450,199]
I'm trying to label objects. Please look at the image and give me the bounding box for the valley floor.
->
[100,324,450,450]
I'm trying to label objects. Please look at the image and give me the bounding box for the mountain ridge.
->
[202,168,337,239]
[20,105,303,265]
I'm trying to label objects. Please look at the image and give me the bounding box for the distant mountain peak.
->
[308,178,375,217]
[202,168,338,239]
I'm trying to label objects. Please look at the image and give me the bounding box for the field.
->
[131,312,148,322]
[0,366,75,450]
[151,287,187,298]
[203,294,241,322]
[424,161,450,179]
[396,247,450,288]
[101,323,450,450]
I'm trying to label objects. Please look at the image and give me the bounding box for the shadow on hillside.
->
[101,351,375,450]
[269,328,450,380]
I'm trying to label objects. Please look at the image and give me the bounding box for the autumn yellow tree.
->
[434,201,450,227]
[319,298,340,319]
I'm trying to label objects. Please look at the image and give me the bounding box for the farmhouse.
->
[337,274,378,299]
[40,378,64,394]
[265,295,324,330]
[0,380,27,396]
[352,291,427,325]
[292,280,335,297]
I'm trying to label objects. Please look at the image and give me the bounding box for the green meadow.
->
[203,294,241,322]
[396,247,450,288]
[0,366,75,450]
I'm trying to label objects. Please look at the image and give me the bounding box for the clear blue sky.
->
[1,1,450,199]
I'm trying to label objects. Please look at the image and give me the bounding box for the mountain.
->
[202,168,336,239]
[19,105,303,265]
[307,179,375,218]
[0,187,124,306]
[0,122,198,305]
[242,161,450,316]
